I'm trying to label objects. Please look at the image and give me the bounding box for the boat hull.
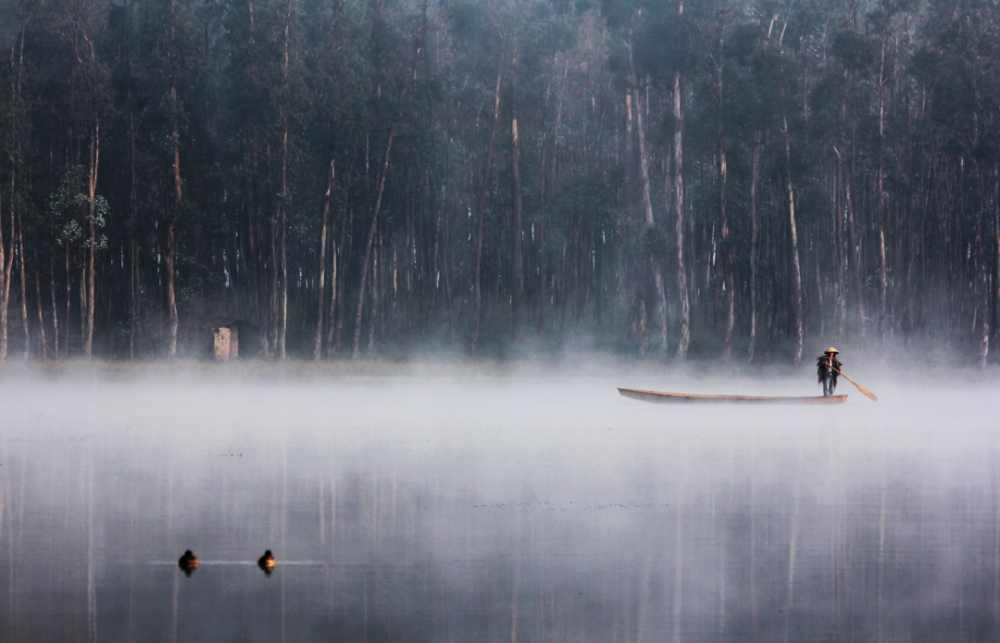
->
[618,388,847,404]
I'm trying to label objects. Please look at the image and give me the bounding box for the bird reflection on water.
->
[177,550,199,577]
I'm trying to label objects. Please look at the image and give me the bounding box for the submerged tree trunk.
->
[783,467,801,643]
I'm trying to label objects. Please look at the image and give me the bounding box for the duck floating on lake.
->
[258,550,276,576]
[178,550,199,576]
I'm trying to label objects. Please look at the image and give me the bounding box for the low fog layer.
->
[1,362,998,642]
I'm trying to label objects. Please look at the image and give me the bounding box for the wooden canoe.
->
[618,387,848,404]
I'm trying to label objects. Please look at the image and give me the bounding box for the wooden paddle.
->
[831,367,877,401]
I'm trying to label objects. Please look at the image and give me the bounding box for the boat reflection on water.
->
[177,550,199,577]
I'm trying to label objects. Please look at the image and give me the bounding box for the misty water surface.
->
[1,364,998,642]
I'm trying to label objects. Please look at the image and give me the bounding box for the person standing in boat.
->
[816,347,842,397]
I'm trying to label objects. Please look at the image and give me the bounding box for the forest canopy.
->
[0,0,998,364]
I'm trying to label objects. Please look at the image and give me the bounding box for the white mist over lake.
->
[1,362,998,642]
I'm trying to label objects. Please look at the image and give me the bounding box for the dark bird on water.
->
[258,550,276,576]
[178,550,200,577]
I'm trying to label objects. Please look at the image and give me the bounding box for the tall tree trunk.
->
[166,0,180,357]
[511,36,523,337]
[14,19,29,360]
[51,254,59,358]
[993,163,999,354]
[278,131,288,360]
[979,169,990,368]
[0,196,11,361]
[166,117,179,357]
[277,0,293,360]
[125,0,139,359]
[748,134,761,362]
[716,14,732,362]
[877,39,888,340]
[782,115,803,364]
[330,204,348,354]
[471,52,505,354]
[353,136,396,359]
[833,146,847,338]
[18,211,29,359]
[328,176,351,355]
[64,244,71,354]
[627,37,668,356]
[538,59,568,332]
[674,58,690,361]
[471,168,486,353]
[268,197,279,353]
[352,12,426,358]
[35,246,47,358]
[880,227,888,337]
[847,149,863,337]
[2,16,28,362]
[814,248,824,337]
[315,160,335,359]
[84,121,99,359]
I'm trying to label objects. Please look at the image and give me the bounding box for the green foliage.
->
[47,167,109,250]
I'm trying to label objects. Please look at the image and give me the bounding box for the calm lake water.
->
[1,365,998,642]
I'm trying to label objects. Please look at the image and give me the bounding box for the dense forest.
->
[0,0,997,363]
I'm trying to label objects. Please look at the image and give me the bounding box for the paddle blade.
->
[857,385,878,402]
[833,368,878,402]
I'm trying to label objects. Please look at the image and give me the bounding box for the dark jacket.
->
[817,355,842,383]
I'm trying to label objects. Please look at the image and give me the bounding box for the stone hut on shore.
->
[211,320,262,360]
